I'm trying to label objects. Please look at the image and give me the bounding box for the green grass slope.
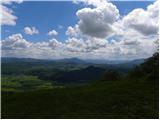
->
[2,79,158,119]
[1,75,54,92]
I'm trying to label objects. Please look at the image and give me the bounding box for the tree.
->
[103,70,121,81]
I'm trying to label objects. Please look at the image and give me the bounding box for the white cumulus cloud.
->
[71,1,120,38]
[122,0,158,36]
[24,26,39,35]
[66,25,80,37]
[0,0,23,26]
[47,30,58,36]
[1,33,31,50]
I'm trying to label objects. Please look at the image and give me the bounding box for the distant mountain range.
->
[1,57,146,84]
[1,57,145,65]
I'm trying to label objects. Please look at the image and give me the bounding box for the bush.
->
[103,70,121,81]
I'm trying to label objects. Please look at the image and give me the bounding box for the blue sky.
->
[2,1,84,42]
[1,0,158,60]
[2,1,154,42]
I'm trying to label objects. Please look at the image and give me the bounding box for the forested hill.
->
[129,52,159,83]
[2,53,159,118]
[2,57,144,75]
[1,57,144,65]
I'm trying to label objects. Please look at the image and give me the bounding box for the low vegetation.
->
[1,52,159,118]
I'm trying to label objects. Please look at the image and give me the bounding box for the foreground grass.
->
[2,79,159,119]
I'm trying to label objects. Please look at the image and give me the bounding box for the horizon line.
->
[18,0,156,2]
[1,56,146,61]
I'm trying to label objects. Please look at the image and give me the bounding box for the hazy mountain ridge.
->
[1,57,145,65]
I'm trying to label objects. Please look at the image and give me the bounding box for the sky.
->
[1,0,159,60]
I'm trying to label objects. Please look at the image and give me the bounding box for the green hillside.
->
[2,52,159,118]
[2,79,158,119]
